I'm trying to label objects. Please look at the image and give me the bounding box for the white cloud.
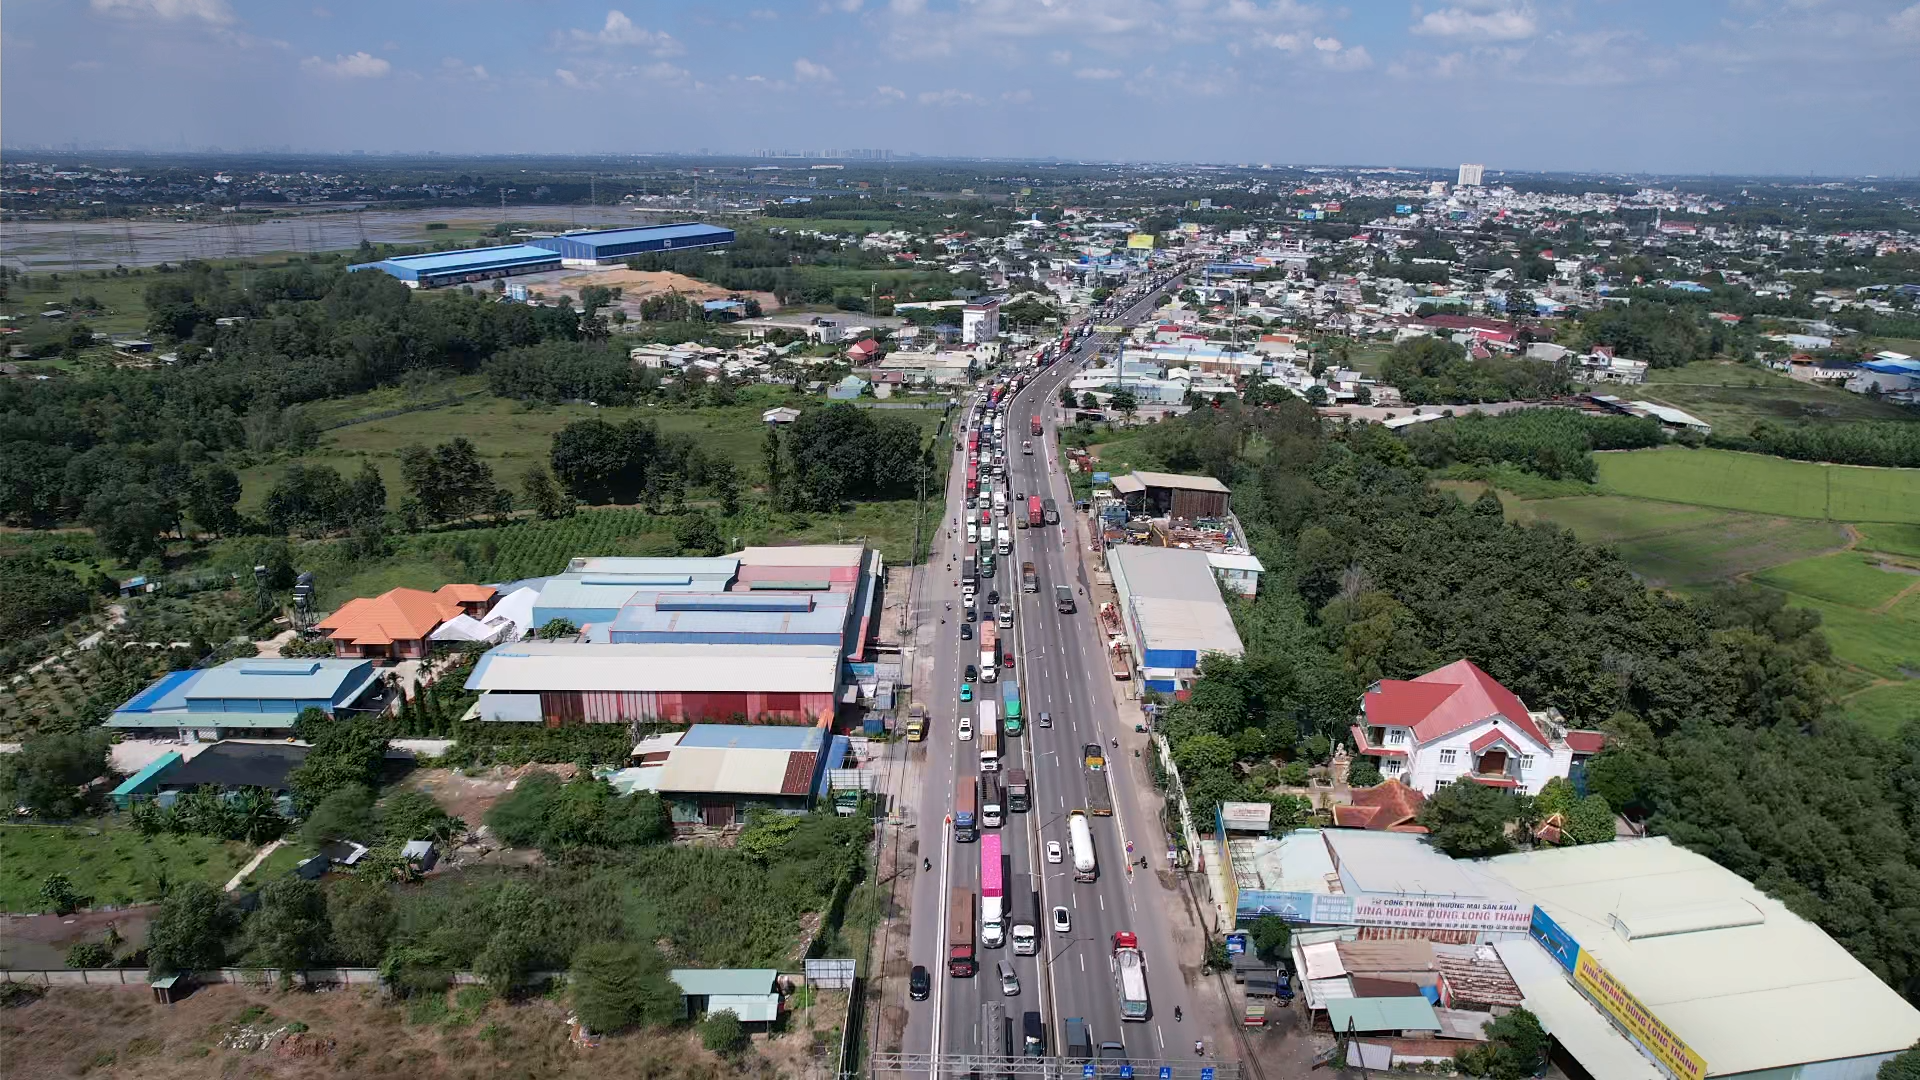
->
[794,57,837,82]
[1269,32,1307,52]
[440,58,490,81]
[1321,43,1371,70]
[1075,67,1123,79]
[562,10,684,55]
[90,0,234,24]
[876,84,908,100]
[918,88,982,105]
[1001,88,1033,103]
[1049,49,1073,64]
[890,0,927,12]
[302,51,391,78]
[556,67,588,89]
[1891,3,1920,38]
[1411,4,1538,41]
[1312,36,1342,52]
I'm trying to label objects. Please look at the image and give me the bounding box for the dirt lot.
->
[539,268,780,319]
[0,983,835,1080]
[0,907,153,970]
[394,764,578,835]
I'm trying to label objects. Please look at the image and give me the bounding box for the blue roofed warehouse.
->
[530,223,735,266]
[348,244,561,289]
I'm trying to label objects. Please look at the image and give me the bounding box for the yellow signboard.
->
[1573,953,1707,1080]
[1127,233,1156,250]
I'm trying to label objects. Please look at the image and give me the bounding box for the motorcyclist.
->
[1174,1006,1182,1022]
[923,858,931,872]
[1195,1041,1205,1057]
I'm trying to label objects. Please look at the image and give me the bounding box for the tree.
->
[263,463,351,535]
[1346,759,1383,788]
[521,464,574,520]
[700,1010,749,1055]
[327,875,396,966]
[287,721,387,813]
[539,617,578,640]
[1111,388,1139,419]
[0,556,89,640]
[708,459,741,516]
[674,513,723,556]
[302,783,376,846]
[1564,794,1617,845]
[1250,915,1291,962]
[1060,385,1077,410]
[1457,1008,1547,1079]
[146,880,238,976]
[40,873,82,915]
[0,730,110,819]
[1080,392,1099,410]
[246,877,330,971]
[400,438,501,524]
[1880,1041,1920,1080]
[1416,782,1520,858]
[186,464,244,537]
[571,941,685,1034]
[347,460,388,526]
[84,483,175,561]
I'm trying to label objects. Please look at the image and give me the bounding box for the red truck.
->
[1027,496,1044,528]
[949,887,976,977]
[1030,416,1042,437]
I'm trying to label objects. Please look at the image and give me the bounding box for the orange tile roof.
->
[436,583,497,604]
[314,587,467,646]
[1332,779,1428,833]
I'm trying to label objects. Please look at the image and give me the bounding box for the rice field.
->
[1597,447,1920,524]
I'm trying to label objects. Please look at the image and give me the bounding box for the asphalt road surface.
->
[897,272,1212,1076]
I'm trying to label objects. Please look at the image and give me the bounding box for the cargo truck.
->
[962,558,976,587]
[949,887,976,977]
[1027,496,1043,528]
[1004,768,1030,812]
[1021,562,1038,593]
[1056,584,1076,613]
[1111,932,1150,1021]
[1069,810,1098,882]
[980,834,1005,949]
[1012,892,1038,956]
[1002,680,1022,734]
[1065,1017,1093,1062]
[1042,498,1059,525]
[979,623,998,682]
[981,774,1003,828]
[956,777,978,842]
[905,702,927,742]
[1031,416,1043,437]
[996,528,1011,556]
[1086,768,1113,817]
[978,702,1000,772]
[981,1003,1009,1068]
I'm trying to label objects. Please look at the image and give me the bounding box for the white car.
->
[967,524,978,544]
[958,717,974,741]
[1046,840,1062,864]
[1052,906,1072,934]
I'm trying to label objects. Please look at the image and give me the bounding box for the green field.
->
[1496,495,1847,588]
[1638,361,1917,433]
[1598,447,1920,524]
[0,823,255,912]
[1853,523,1920,559]
[1753,551,1920,611]
[1834,681,1920,736]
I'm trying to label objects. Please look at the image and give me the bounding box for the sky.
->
[6,0,1920,175]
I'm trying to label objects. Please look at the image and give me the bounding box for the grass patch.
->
[1433,463,1599,500]
[1838,681,1920,737]
[1771,592,1920,680]
[1598,447,1920,524]
[1855,523,1920,559]
[243,842,316,887]
[1753,552,1920,611]
[1637,360,1917,432]
[0,823,253,912]
[1499,495,1847,588]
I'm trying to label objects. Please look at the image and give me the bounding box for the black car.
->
[987,589,1001,607]
[960,622,973,640]
[910,965,930,1001]
[965,664,979,682]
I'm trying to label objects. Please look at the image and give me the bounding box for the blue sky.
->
[6,0,1919,174]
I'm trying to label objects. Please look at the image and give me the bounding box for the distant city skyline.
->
[6,0,1919,176]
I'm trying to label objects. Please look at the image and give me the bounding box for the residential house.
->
[1349,659,1605,795]
[313,584,496,660]
[1330,778,1427,832]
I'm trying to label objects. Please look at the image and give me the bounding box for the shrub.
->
[66,941,115,968]
[699,1009,749,1055]
[1346,760,1383,788]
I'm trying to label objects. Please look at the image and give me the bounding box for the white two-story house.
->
[1349,659,1605,796]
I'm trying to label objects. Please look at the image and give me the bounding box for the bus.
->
[978,701,1000,772]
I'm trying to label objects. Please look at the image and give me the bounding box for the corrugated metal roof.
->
[669,969,778,997]
[354,244,560,274]
[568,556,740,577]
[1108,545,1220,600]
[183,658,378,702]
[1130,469,1230,493]
[540,223,734,251]
[734,544,868,568]
[658,746,806,796]
[678,725,824,751]
[1492,940,1662,1080]
[705,993,780,1023]
[467,643,841,693]
[1324,830,1498,899]
[1130,595,1244,659]
[1326,997,1440,1034]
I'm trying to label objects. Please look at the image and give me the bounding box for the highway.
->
[897,269,1214,1076]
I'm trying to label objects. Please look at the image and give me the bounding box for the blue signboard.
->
[1396,204,1412,214]
[1225,931,1249,956]
[1084,1067,1096,1078]
[1120,1068,1134,1079]
[1529,905,1581,974]
[1160,1069,1173,1080]
[1202,1069,1216,1080]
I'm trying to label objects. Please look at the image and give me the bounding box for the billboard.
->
[1574,951,1708,1080]
[1528,906,1581,973]
[1128,233,1157,250]
[1236,889,1530,934]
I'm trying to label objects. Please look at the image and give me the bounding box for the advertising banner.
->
[1528,906,1581,973]
[1348,893,1532,934]
[1573,952,1708,1080]
[1127,233,1157,250]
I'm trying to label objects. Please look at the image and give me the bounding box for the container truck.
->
[1031,415,1043,437]
[980,834,1005,949]
[1027,496,1043,528]
[1069,810,1097,882]
[1056,584,1076,613]
[949,887,976,977]
[1111,932,1150,1021]
[981,774,1003,829]
[1002,680,1022,734]
[979,623,998,682]
[1085,768,1113,817]
[978,706,1001,772]
[981,1003,1009,1066]
[1004,768,1030,812]
[1021,562,1038,593]
[956,777,978,842]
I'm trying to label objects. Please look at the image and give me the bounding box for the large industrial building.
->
[108,658,384,741]
[529,223,735,266]
[469,544,882,728]
[347,244,562,288]
[1105,545,1244,693]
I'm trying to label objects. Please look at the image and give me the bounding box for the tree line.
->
[1400,408,1664,482]
[1379,337,1572,404]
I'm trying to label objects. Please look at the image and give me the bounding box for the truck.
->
[980,553,996,581]
[956,777,978,842]
[1004,768,1030,813]
[979,623,998,683]
[905,702,927,742]
[996,528,1012,556]
[981,1003,1009,1070]
[962,557,977,587]
[1027,496,1044,528]
[1064,1017,1093,1063]
[978,701,1000,773]
[1086,768,1113,817]
[949,887,976,977]
[1043,498,1059,525]
[1111,932,1150,1021]
[981,774,1003,829]
[980,834,1005,949]
[1002,679,1022,734]
[1012,891,1038,956]
[1031,415,1043,437]
[1021,561,1038,593]
[1069,810,1098,882]
[1056,584,1076,613]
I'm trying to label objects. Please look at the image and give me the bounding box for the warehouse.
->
[1106,545,1243,693]
[347,244,561,288]
[108,658,384,741]
[610,723,848,826]
[1110,469,1232,519]
[467,642,842,726]
[1481,838,1920,1080]
[530,222,735,266]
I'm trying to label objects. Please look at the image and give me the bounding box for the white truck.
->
[1069,810,1097,883]
[1111,932,1150,1021]
[996,527,1012,556]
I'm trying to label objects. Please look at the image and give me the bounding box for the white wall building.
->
[1457,163,1485,187]
[962,298,1001,345]
[1349,660,1605,795]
